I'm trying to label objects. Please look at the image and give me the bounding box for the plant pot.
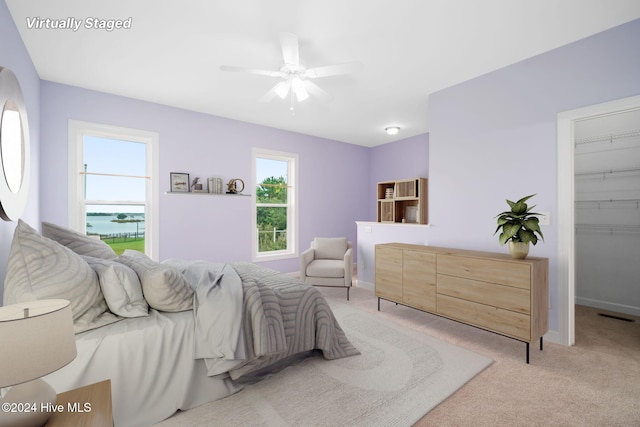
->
[509,241,529,259]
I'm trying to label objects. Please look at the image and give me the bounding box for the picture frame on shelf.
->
[170,172,190,192]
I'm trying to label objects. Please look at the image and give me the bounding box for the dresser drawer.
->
[437,274,531,315]
[437,294,531,341]
[437,254,531,289]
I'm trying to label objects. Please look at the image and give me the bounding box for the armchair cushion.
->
[313,237,348,260]
[306,260,345,278]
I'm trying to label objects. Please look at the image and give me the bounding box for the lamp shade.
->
[0,299,77,388]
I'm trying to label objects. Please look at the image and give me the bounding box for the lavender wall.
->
[427,19,640,332]
[39,82,370,273]
[368,133,429,220]
[0,2,41,303]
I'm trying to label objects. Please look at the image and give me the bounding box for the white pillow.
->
[4,220,120,333]
[42,221,117,260]
[83,256,149,318]
[117,250,193,312]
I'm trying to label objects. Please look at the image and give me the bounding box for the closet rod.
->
[575,167,640,177]
[575,198,640,203]
[575,128,640,145]
[575,224,640,234]
[576,198,640,209]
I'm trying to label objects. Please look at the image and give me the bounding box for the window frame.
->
[68,120,159,259]
[252,147,299,262]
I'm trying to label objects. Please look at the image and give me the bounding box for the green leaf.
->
[496,217,510,226]
[523,217,540,231]
[503,223,520,238]
[498,232,510,246]
[516,194,536,205]
[519,229,536,244]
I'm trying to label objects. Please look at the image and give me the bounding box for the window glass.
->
[82,136,147,255]
[253,150,297,260]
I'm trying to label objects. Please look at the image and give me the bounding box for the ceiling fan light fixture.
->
[385,126,400,135]
[274,81,290,99]
[291,77,309,102]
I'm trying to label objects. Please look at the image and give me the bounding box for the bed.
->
[2,220,359,426]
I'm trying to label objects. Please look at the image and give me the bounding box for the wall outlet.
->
[539,212,551,226]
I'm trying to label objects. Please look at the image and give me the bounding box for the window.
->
[68,121,159,258]
[252,148,298,261]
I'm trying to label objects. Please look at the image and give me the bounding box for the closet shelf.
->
[576,198,640,208]
[575,128,640,145]
[575,224,640,234]
[575,167,640,178]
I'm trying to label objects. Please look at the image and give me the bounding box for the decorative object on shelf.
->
[170,172,190,192]
[0,66,31,221]
[405,206,418,223]
[226,178,245,194]
[208,177,223,194]
[494,194,544,259]
[385,188,393,199]
[191,177,207,192]
[0,299,77,427]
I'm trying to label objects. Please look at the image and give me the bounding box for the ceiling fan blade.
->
[220,65,282,78]
[303,80,333,102]
[279,32,299,65]
[304,61,363,78]
[258,86,279,103]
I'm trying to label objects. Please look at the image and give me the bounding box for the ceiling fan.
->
[220,32,362,111]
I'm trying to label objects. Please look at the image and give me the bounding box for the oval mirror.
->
[1,99,24,193]
[0,67,30,221]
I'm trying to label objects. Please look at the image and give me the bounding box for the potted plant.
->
[494,194,544,259]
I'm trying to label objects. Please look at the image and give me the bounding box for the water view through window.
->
[83,136,147,254]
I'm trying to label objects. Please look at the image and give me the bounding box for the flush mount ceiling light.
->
[385,126,400,136]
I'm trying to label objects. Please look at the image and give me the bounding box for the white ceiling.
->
[6,0,640,147]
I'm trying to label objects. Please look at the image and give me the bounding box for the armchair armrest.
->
[300,247,315,280]
[343,247,353,287]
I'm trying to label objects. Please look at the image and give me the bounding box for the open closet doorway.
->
[558,96,640,345]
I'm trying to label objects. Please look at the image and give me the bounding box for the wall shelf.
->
[376,178,428,224]
[164,191,251,197]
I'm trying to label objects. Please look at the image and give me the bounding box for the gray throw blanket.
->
[166,261,360,380]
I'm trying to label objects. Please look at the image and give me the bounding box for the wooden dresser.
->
[375,243,549,362]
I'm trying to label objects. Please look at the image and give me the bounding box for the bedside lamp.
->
[0,299,77,427]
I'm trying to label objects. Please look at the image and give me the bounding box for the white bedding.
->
[4,222,358,427]
[43,309,242,427]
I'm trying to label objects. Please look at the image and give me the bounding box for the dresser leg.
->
[540,336,543,351]
[377,297,380,311]
[526,342,530,364]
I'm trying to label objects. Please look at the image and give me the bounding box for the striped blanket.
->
[167,261,359,380]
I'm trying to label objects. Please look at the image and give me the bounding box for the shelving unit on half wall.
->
[377,178,428,224]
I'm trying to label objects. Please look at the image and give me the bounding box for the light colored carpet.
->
[156,298,492,427]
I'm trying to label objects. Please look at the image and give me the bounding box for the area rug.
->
[156,300,492,427]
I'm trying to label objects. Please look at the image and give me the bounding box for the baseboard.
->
[576,296,640,317]
[355,280,374,291]
[543,329,563,345]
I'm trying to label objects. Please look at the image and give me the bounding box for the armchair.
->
[300,237,353,300]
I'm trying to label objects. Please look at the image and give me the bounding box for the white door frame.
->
[556,94,640,346]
